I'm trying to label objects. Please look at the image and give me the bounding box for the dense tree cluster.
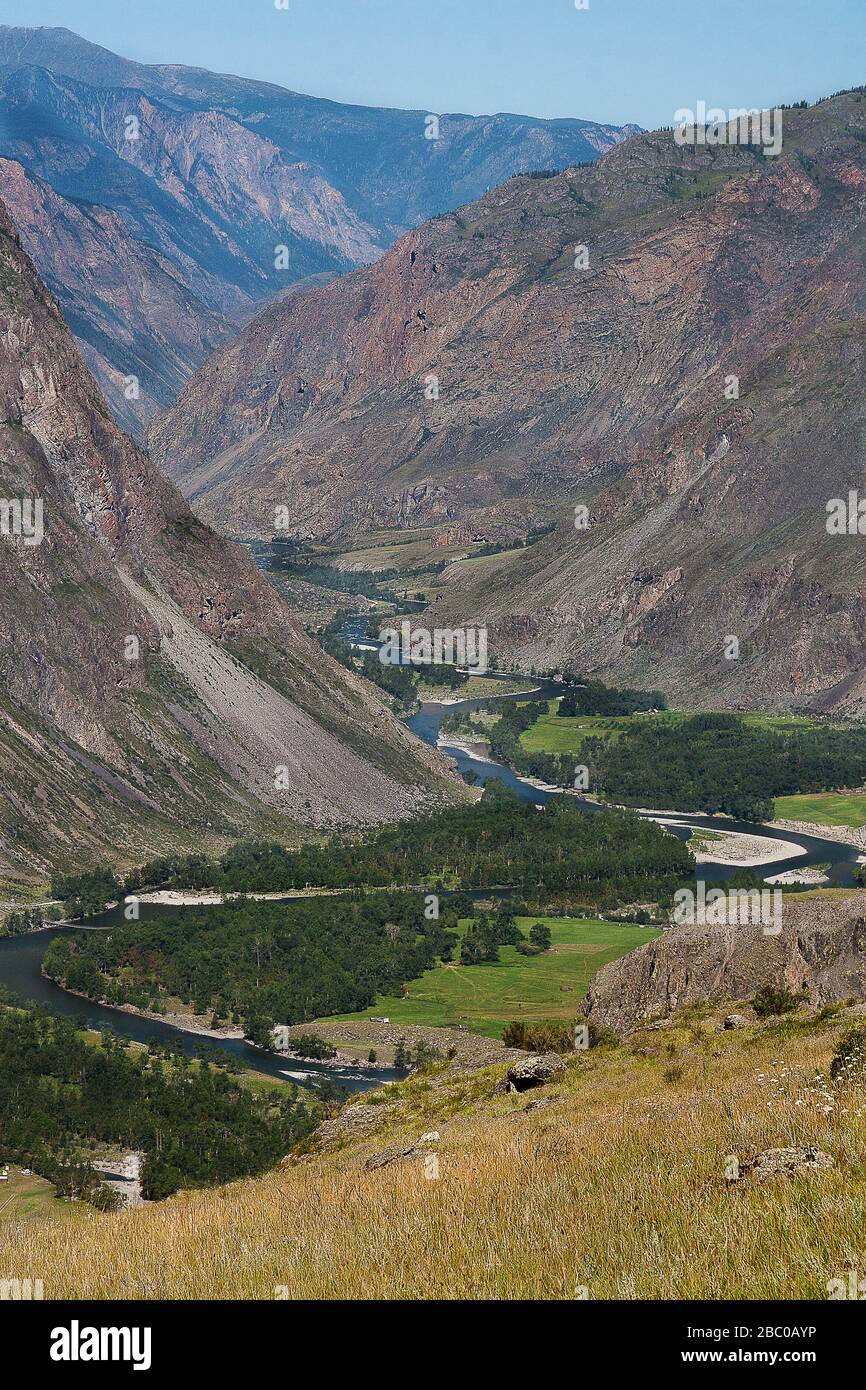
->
[558,681,667,717]
[583,714,866,821]
[50,868,121,919]
[44,892,458,1035]
[55,790,693,917]
[0,1010,318,1203]
[1,907,45,936]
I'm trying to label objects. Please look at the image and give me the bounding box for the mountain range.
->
[154,89,866,712]
[0,25,636,436]
[0,190,458,886]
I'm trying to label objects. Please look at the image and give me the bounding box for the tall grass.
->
[2,1014,865,1299]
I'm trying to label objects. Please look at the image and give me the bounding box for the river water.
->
[0,911,399,1094]
[1,618,859,1089]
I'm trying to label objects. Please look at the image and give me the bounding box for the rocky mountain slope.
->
[0,157,234,439]
[0,194,458,886]
[153,90,866,711]
[0,26,634,435]
[584,893,866,1034]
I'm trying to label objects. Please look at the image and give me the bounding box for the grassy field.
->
[332,916,660,1038]
[517,702,839,758]
[518,704,639,754]
[774,792,866,827]
[0,1168,83,1225]
[7,1003,866,1298]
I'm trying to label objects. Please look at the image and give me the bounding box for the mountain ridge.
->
[0,188,460,883]
[152,89,866,711]
[0,25,636,435]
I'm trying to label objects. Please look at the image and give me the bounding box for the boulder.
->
[507,1052,566,1092]
[722,1014,750,1030]
[736,1146,834,1183]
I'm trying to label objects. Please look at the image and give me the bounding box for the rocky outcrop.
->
[733,1147,834,1183]
[507,1052,567,1091]
[0,157,233,439]
[583,894,866,1035]
[0,192,461,881]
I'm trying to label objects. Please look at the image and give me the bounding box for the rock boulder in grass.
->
[583,894,866,1035]
[507,1053,566,1092]
[735,1147,834,1183]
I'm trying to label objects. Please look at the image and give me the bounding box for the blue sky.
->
[1,0,863,128]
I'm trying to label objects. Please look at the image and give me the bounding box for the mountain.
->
[0,193,458,886]
[0,157,234,438]
[153,91,866,712]
[0,26,636,435]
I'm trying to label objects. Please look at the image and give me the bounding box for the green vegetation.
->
[64,787,693,909]
[44,892,459,1037]
[774,791,866,827]
[558,679,667,717]
[752,985,808,1019]
[320,614,468,711]
[0,1010,319,1204]
[333,916,660,1038]
[1,905,62,937]
[583,713,866,821]
[50,867,120,919]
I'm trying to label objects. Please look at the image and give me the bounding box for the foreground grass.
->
[774,792,866,827]
[4,1006,866,1298]
[332,917,657,1037]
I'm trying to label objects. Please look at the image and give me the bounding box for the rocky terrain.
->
[0,25,634,434]
[583,892,866,1034]
[0,157,234,438]
[0,193,460,884]
[152,89,866,710]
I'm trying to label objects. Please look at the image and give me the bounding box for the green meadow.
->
[773,791,866,827]
[333,916,660,1038]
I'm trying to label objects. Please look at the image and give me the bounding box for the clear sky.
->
[0,0,863,128]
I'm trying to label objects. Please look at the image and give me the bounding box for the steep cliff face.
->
[153,91,866,710]
[0,26,635,435]
[0,195,459,884]
[583,895,866,1035]
[0,158,234,439]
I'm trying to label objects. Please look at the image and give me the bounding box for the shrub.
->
[502,1020,573,1054]
[753,985,806,1018]
[831,1025,866,1084]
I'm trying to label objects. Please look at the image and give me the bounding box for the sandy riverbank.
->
[137,887,347,907]
[765,866,832,886]
[664,823,808,868]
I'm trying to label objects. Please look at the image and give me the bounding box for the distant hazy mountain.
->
[152,90,866,713]
[0,190,458,884]
[0,25,637,434]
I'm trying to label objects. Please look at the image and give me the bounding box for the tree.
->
[530,922,552,951]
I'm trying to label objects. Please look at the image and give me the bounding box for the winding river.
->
[0,617,860,1088]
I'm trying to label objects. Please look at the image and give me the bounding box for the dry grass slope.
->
[4,1004,866,1300]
